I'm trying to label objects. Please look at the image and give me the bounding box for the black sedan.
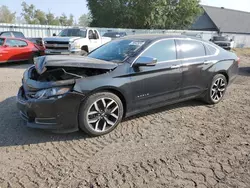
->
[17,35,239,136]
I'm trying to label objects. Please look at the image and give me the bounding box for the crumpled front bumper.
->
[16,87,85,133]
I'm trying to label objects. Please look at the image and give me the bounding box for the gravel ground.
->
[0,56,249,188]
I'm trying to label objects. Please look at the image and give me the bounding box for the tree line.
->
[87,0,202,29]
[0,0,202,29]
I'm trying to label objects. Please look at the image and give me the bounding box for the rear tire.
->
[79,92,124,136]
[203,74,228,104]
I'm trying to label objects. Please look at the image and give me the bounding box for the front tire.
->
[203,74,228,104]
[79,92,124,136]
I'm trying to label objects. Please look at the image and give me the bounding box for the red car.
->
[0,37,45,64]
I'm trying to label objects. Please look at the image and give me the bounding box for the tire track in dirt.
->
[0,60,250,187]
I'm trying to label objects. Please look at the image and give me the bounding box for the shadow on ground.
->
[0,96,207,147]
[0,61,31,69]
[239,67,250,76]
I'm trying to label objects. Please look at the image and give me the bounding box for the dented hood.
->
[34,55,118,74]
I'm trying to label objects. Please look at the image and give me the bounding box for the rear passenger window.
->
[5,39,27,47]
[94,30,99,39]
[5,39,18,47]
[141,40,176,62]
[16,40,28,47]
[206,44,217,55]
[179,40,206,59]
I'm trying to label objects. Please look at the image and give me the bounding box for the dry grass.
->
[232,48,250,57]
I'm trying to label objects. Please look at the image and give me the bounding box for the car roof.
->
[120,34,211,43]
[0,36,29,41]
[122,34,189,41]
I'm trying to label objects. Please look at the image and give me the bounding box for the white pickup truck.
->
[44,28,111,55]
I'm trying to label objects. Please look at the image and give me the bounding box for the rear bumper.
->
[16,87,85,133]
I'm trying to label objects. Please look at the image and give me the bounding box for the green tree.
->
[0,5,16,23]
[21,1,62,25]
[87,0,202,29]
[78,13,92,26]
[59,13,68,26]
[59,13,74,26]
[46,12,60,25]
[67,14,74,26]
[21,2,39,24]
[35,9,47,25]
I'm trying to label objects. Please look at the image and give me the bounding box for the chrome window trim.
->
[131,38,220,67]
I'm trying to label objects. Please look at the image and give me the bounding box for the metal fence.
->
[0,23,249,47]
[0,23,215,39]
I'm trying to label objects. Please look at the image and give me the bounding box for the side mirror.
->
[3,44,8,48]
[53,33,56,36]
[230,39,233,42]
[133,57,157,67]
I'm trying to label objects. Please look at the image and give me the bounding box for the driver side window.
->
[88,30,94,39]
[141,39,177,62]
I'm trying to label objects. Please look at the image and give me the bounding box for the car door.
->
[176,39,209,98]
[88,29,100,52]
[130,39,183,110]
[15,39,32,60]
[3,39,20,61]
[5,39,30,61]
[93,30,102,48]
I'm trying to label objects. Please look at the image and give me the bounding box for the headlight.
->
[70,40,81,49]
[34,87,71,99]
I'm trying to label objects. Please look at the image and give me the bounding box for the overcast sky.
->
[200,0,250,12]
[0,0,250,19]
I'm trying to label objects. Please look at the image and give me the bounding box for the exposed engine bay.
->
[22,55,118,95]
[30,66,110,82]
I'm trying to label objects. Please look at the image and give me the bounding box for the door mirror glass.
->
[134,56,157,67]
[53,33,56,36]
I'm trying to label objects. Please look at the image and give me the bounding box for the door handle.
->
[204,60,217,65]
[171,65,181,69]
[203,60,211,65]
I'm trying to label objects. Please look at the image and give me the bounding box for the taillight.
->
[237,57,240,64]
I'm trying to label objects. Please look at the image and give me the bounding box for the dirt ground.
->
[0,53,249,188]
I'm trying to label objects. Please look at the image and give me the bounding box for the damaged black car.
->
[17,35,239,136]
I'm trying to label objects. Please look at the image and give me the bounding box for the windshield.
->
[213,36,228,41]
[58,29,87,37]
[0,38,4,46]
[88,39,146,62]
